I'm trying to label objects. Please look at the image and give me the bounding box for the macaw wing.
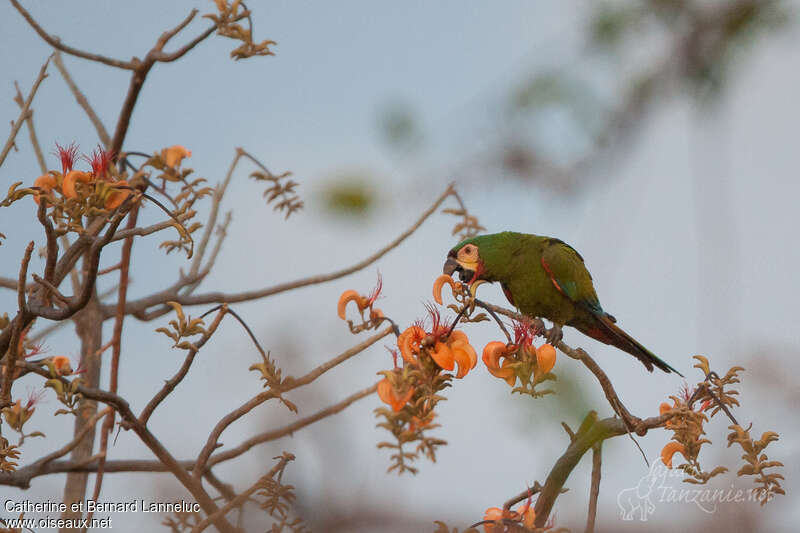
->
[540,238,603,314]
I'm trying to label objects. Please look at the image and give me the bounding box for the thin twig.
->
[13,81,46,172]
[19,363,236,533]
[190,149,242,277]
[139,306,227,425]
[9,0,134,69]
[87,204,140,524]
[208,384,377,469]
[191,453,295,533]
[193,327,393,480]
[0,54,51,169]
[585,443,602,533]
[113,184,455,318]
[1,242,35,408]
[52,51,111,146]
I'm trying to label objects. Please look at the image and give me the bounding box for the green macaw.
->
[443,231,682,375]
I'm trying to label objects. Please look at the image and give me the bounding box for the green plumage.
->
[449,231,681,374]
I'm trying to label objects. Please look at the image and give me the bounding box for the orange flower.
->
[104,180,131,210]
[397,325,425,365]
[449,330,477,378]
[32,174,57,204]
[535,343,556,375]
[162,145,192,167]
[337,289,367,320]
[432,274,458,305]
[660,441,686,468]
[481,504,534,533]
[428,330,477,377]
[659,400,679,428]
[52,356,74,376]
[429,341,454,371]
[62,170,92,199]
[377,378,415,412]
[337,274,382,321]
[482,507,504,533]
[517,502,536,529]
[482,342,516,386]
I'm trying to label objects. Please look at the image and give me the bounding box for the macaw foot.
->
[543,323,563,345]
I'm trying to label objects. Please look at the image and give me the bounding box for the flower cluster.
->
[397,305,477,379]
[657,383,710,471]
[656,355,784,493]
[373,304,478,474]
[30,143,131,211]
[1,389,46,444]
[482,320,556,397]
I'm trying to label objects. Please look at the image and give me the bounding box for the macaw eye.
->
[464,245,473,254]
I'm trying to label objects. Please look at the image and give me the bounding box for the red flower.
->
[55,142,79,175]
[85,145,114,179]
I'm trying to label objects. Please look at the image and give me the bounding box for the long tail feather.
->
[575,313,683,376]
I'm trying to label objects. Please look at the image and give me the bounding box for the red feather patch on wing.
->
[502,284,515,306]
[540,257,565,295]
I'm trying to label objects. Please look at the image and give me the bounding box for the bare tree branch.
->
[52,51,111,146]
[9,0,134,69]
[193,326,393,480]
[208,383,377,469]
[585,442,602,533]
[112,184,456,319]
[0,54,51,169]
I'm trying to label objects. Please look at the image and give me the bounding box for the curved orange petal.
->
[659,401,673,427]
[32,174,57,204]
[450,340,475,378]
[163,145,192,167]
[62,170,91,199]
[482,341,515,379]
[429,342,454,371]
[391,386,415,412]
[449,329,469,345]
[482,341,505,369]
[482,507,504,533]
[432,274,458,305]
[660,441,686,468]
[337,290,361,320]
[398,326,425,365]
[104,180,130,209]
[501,359,516,386]
[517,504,535,529]
[536,343,557,375]
[376,378,394,406]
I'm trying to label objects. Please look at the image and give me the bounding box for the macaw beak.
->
[443,256,477,284]
[443,257,460,276]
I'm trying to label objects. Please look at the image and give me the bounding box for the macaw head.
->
[443,236,487,286]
